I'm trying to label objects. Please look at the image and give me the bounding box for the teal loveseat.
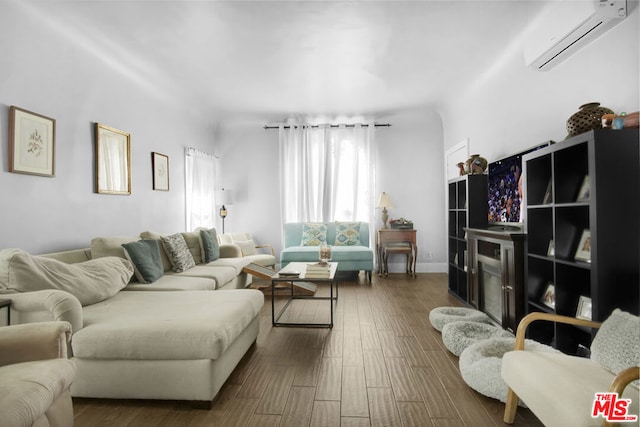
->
[281,222,374,280]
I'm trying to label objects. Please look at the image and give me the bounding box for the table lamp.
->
[376,192,394,229]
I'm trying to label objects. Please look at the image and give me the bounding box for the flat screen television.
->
[487,142,552,228]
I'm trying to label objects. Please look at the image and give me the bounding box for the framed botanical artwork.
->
[95,123,131,195]
[8,106,56,177]
[576,295,592,320]
[152,152,169,191]
[541,283,555,309]
[576,175,590,202]
[574,229,591,263]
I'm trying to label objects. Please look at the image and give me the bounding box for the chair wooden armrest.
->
[513,311,601,350]
[602,366,640,427]
[255,244,275,256]
[608,366,640,395]
[504,312,602,424]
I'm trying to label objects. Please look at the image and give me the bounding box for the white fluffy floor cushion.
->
[459,337,558,406]
[428,306,491,332]
[442,321,514,356]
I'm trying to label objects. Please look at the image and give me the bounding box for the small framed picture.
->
[576,295,592,320]
[574,230,591,263]
[547,240,555,257]
[541,283,555,309]
[9,106,56,177]
[576,175,590,202]
[152,152,169,191]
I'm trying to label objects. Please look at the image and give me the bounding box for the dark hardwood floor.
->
[73,273,543,426]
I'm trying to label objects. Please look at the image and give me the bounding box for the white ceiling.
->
[18,0,549,122]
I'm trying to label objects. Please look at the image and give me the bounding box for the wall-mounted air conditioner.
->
[524,0,627,71]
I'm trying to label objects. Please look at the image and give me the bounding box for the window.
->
[279,124,375,225]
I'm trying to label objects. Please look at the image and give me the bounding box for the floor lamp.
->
[219,188,232,234]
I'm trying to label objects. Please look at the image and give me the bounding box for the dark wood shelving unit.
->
[447,174,488,303]
[522,128,639,355]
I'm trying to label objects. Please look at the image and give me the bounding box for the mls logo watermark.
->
[592,392,638,423]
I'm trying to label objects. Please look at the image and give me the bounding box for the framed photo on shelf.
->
[574,230,591,263]
[541,283,555,309]
[547,240,555,257]
[576,295,592,320]
[576,175,590,202]
[152,152,169,191]
[8,106,56,177]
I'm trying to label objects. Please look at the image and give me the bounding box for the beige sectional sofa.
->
[0,229,265,406]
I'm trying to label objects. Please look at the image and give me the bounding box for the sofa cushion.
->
[161,234,196,273]
[180,231,204,264]
[176,265,238,288]
[334,221,361,246]
[199,229,220,262]
[233,240,257,256]
[301,223,327,246]
[139,231,174,272]
[91,236,139,259]
[5,250,133,306]
[73,290,264,360]
[125,274,217,291]
[122,240,164,284]
[0,248,22,289]
[282,245,373,260]
[590,309,640,377]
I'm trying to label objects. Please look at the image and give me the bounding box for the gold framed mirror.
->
[95,123,131,195]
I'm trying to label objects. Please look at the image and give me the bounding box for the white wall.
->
[216,107,447,272]
[375,108,446,272]
[440,6,640,160]
[0,2,216,253]
[214,120,282,255]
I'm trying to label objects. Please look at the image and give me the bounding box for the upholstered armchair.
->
[0,321,77,427]
[502,310,639,427]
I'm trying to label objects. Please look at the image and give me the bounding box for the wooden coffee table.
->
[271,262,339,328]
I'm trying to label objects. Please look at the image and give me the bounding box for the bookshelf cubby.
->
[447,174,488,303]
[522,129,639,355]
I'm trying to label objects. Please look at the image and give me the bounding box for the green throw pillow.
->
[301,223,327,246]
[200,228,220,263]
[122,239,164,283]
[334,221,361,246]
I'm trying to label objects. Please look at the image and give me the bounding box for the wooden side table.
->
[376,229,418,276]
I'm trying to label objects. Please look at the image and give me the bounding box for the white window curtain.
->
[185,147,217,231]
[279,124,375,227]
